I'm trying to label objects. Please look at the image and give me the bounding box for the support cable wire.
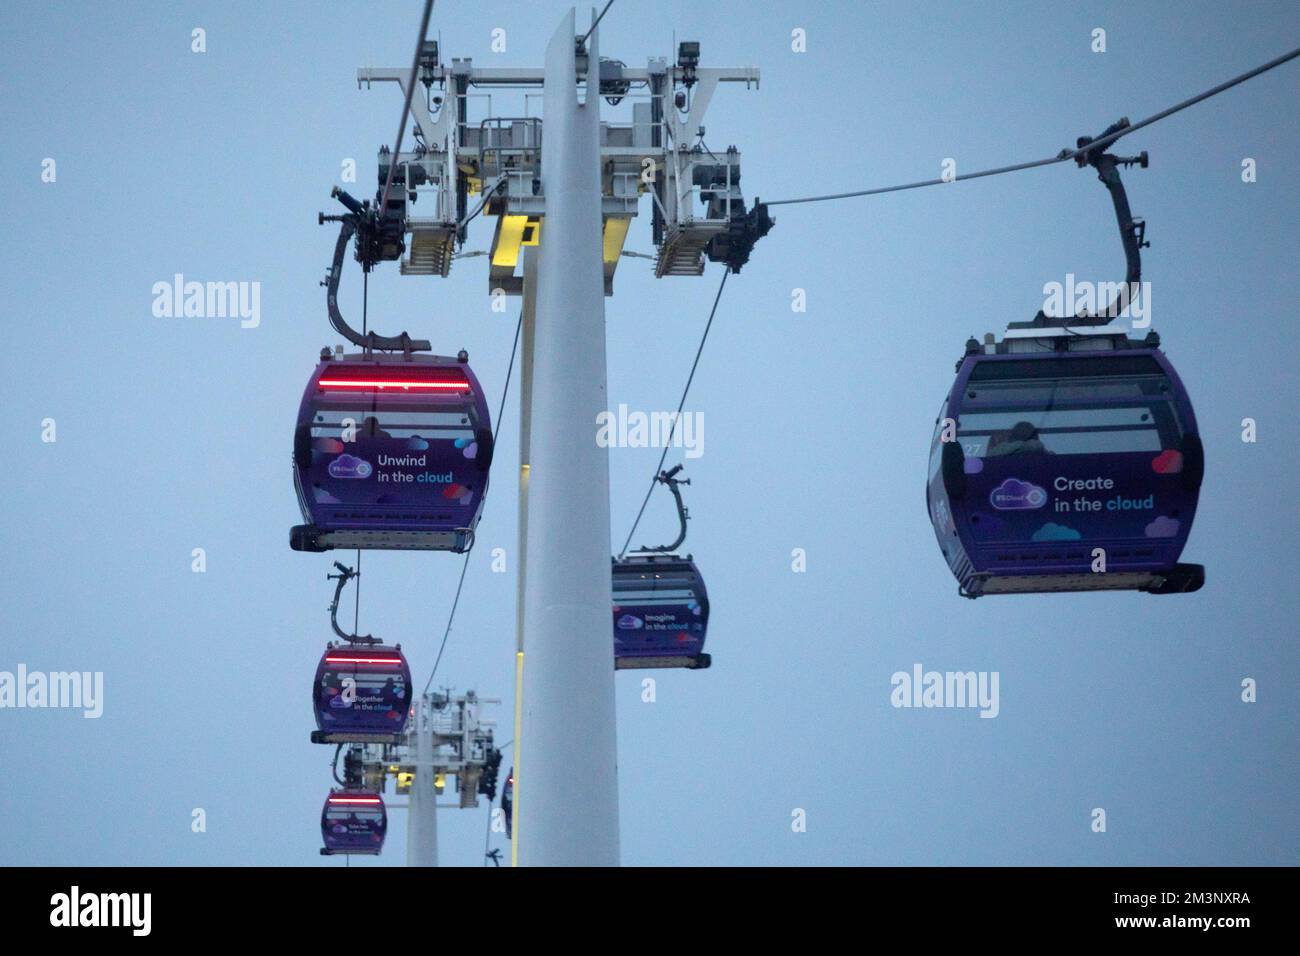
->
[353,552,361,635]
[460,176,509,231]
[483,803,495,866]
[764,45,1300,207]
[355,270,366,636]
[579,1,615,48]
[329,562,375,645]
[423,307,526,694]
[377,0,436,218]
[617,267,728,560]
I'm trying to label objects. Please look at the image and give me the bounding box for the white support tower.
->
[355,29,764,294]
[405,700,438,867]
[353,690,500,867]
[351,8,768,868]
[517,10,620,867]
[512,246,538,867]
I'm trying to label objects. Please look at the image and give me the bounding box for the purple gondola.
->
[612,555,711,669]
[311,643,412,745]
[926,325,1204,597]
[320,789,387,856]
[611,467,711,669]
[927,121,1205,598]
[290,351,493,553]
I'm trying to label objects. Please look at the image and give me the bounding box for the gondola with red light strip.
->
[320,789,387,856]
[290,350,494,553]
[310,562,413,744]
[311,642,412,745]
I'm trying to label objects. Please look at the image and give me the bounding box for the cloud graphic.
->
[462,441,478,460]
[989,477,1048,510]
[963,457,984,474]
[1151,449,1184,474]
[1145,515,1180,538]
[315,438,344,453]
[436,484,473,505]
[328,454,373,479]
[1031,522,1081,542]
[313,487,341,504]
[617,614,644,630]
[406,437,429,451]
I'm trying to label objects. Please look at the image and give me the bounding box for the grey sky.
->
[1,0,1296,866]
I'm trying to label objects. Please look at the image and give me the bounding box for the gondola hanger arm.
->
[327,562,378,646]
[635,465,692,554]
[320,187,432,354]
[1027,118,1150,327]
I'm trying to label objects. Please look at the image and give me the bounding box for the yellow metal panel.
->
[492,216,542,268]
[602,217,630,264]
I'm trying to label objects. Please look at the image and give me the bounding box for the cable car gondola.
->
[612,467,711,669]
[290,351,493,553]
[320,789,387,856]
[311,563,413,744]
[926,122,1204,598]
[291,188,494,553]
[311,643,412,744]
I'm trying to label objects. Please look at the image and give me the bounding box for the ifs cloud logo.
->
[989,478,1047,510]
[328,454,373,479]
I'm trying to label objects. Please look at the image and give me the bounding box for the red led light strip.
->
[324,656,404,665]
[318,378,467,391]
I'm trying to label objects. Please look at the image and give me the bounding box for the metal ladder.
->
[654,222,724,277]
[401,218,456,276]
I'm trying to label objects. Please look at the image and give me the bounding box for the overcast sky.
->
[2,0,1296,866]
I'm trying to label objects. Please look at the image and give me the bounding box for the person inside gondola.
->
[360,416,392,440]
[985,421,1051,457]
